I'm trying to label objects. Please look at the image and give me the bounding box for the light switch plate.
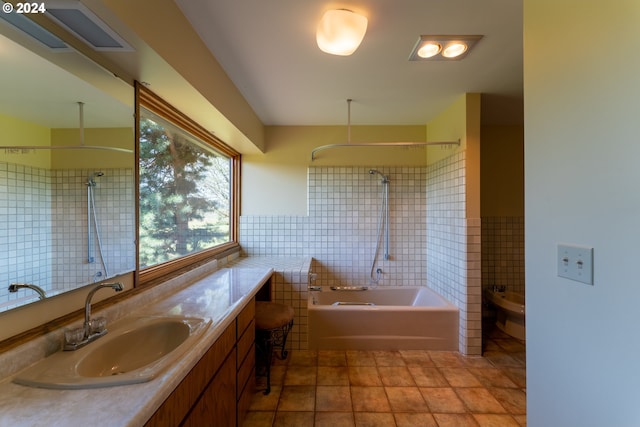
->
[557,244,594,285]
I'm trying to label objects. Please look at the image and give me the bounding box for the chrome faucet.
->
[64,282,123,351]
[8,283,46,300]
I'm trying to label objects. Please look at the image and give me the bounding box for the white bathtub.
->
[308,286,459,351]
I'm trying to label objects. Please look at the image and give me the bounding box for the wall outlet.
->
[557,244,594,285]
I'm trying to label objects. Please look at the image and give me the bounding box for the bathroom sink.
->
[14,316,211,389]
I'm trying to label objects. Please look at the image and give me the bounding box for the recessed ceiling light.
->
[442,42,467,58]
[409,35,482,61]
[417,42,441,59]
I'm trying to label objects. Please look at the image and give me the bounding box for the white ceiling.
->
[175,0,523,126]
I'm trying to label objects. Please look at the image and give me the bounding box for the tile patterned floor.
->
[243,326,526,427]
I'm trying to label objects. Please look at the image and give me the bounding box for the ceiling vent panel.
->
[45,0,133,51]
[0,1,69,50]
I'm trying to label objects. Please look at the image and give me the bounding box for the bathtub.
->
[484,289,525,340]
[308,286,459,351]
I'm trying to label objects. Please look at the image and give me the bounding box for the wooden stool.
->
[255,301,294,394]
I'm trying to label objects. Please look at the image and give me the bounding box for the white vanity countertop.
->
[0,267,273,427]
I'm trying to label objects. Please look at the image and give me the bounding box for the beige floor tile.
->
[385,386,429,412]
[316,386,353,412]
[318,366,350,385]
[318,350,348,366]
[512,414,527,426]
[349,366,382,386]
[455,388,507,413]
[408,366,450,387]
[420,387,467,413]
[483,351,524,368]
[249,385,282,411]
[489,388,527,414]
[288,350,317,366]
[242,410,274,427]
[468,367,518,388]
[273,411,315,427]
[378,366,416,386]
[394,412,438,427]
[462,356,494,368]
[354,412,397,427]
[398,350,434,366]
[473,414,521,427]
[277,385,316,411]
[432,413,480,427]
[346,351,377,366]
[315,411,356,427]
[439,367,484,387]
[283,365,317,385]
[428,351,465,367]
[351,386,391,412]
[501,367,527,388]
[373,350,406,366]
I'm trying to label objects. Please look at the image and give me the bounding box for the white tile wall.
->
[240,160,484,355]
[425,151,482,356]
[481,217,525,296]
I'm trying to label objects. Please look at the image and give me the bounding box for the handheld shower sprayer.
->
[368,169,389,183]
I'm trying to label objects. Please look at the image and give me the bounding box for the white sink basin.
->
[14,316,211,389]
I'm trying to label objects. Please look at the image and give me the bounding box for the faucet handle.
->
[64,328,85,346]
[89,316,107,335]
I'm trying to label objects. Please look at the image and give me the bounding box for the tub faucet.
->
[64,282,123,351]
[8,283,46,300]
[492,285,506,293]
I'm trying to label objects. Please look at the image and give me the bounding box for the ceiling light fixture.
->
[409,35,482,61]
[316,9,368,56]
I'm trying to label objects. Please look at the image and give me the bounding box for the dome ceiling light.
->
[409,35,483,61]
[316,9,368,56]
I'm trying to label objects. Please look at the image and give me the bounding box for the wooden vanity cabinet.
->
[145,299,256,427]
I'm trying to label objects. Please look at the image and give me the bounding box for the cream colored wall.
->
[242,125,427,215]
[525,1,640,425]
[51,128,134,169]
[0,114,51,168]
[480,125,524,217]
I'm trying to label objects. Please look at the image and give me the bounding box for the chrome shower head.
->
[368,169,389,183]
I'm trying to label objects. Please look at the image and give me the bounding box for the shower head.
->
[368,169,389,183]
[92,172,104,178]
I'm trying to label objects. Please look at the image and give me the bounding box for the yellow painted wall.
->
[51,128,134,169]
[426,93,481,217]
[480,125,524,217]
[242,125,427,215]
[0,113,51,168]
[425,94,469,165]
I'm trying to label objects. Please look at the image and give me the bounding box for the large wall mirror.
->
[0,19,135,313]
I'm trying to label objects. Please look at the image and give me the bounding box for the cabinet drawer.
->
[145,322,235,427]
[236,298,255,337]
[237,319,255,366]
[237,343,255,400]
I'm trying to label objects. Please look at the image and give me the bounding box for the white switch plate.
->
[557,244,594,285]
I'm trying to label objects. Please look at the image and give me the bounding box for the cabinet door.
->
[182,348,237,427]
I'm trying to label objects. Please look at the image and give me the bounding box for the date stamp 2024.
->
[2,2,47,14]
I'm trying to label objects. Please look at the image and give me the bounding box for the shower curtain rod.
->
[310,99,459,160]
[1,102,134,154]
[311,140,460,161]
[1,145,133,153]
